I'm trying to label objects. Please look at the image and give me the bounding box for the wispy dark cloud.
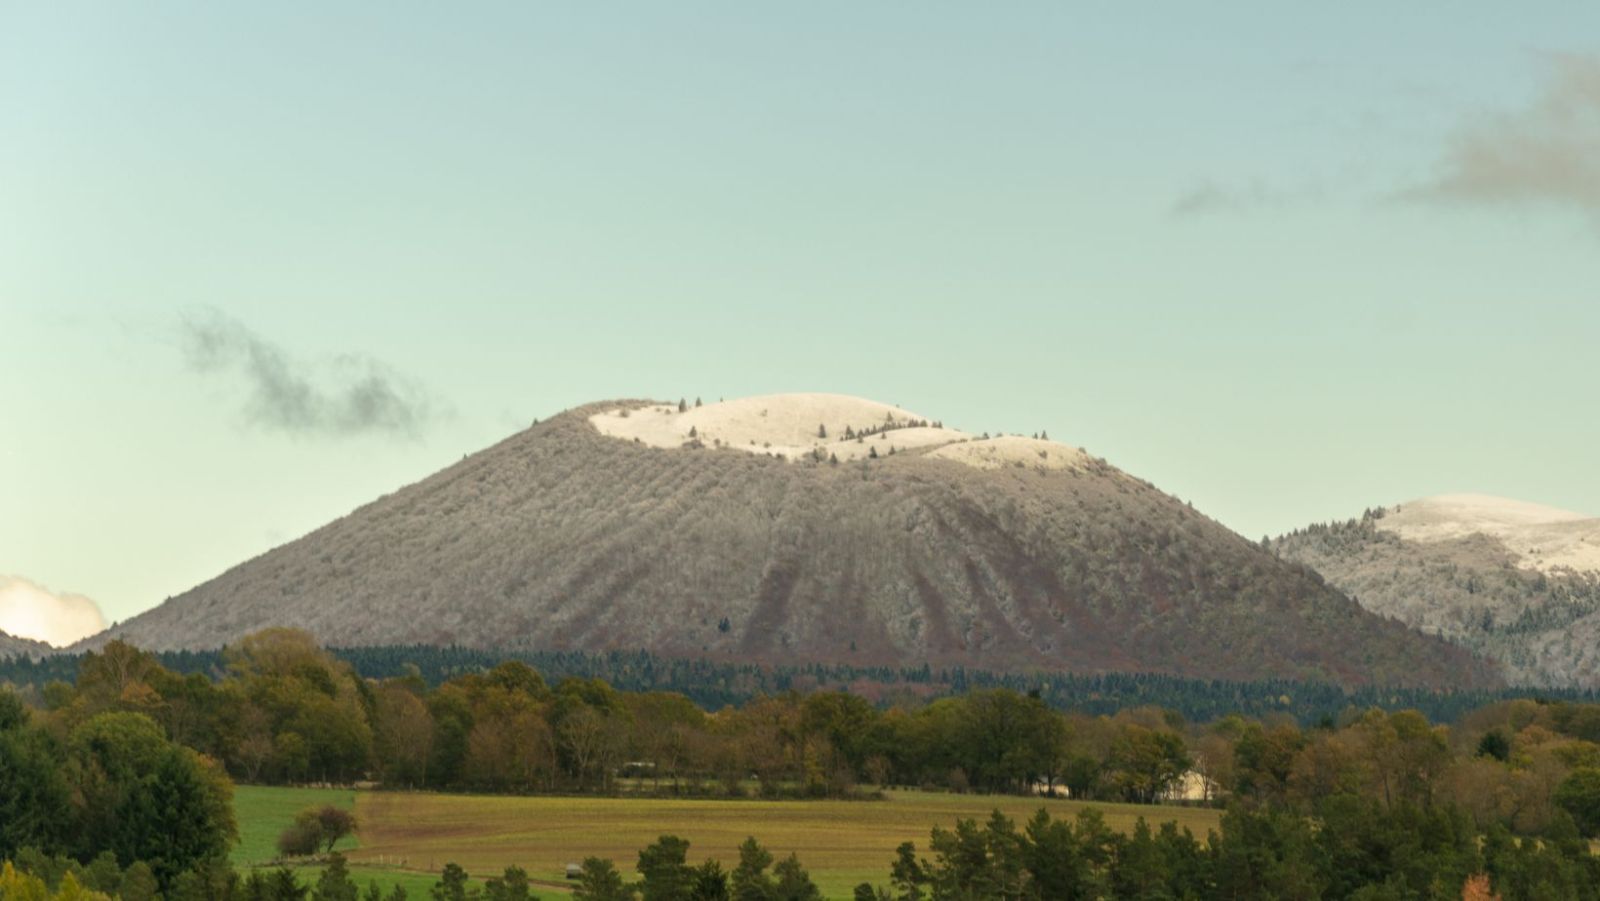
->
[1170,179,1316,218]
[1399,53,1600,215]
[180,309,441,438]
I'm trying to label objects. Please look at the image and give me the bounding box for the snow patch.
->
[589,393,1082,470]
[926,435,1091,472]
[591,393,969,462]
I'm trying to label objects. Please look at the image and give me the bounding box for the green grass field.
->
[236,785,1220,899]
[232,785,359,866]
[233,785,499,899]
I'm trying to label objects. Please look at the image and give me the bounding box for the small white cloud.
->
[0,575,108,647]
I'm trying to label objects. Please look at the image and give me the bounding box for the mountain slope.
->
[86,396,1497,689]
[0,628,52,661]
[1272,496,1600,687]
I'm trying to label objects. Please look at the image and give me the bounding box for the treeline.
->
[4,642,1592,726]
[565,802,1600,900]
[14,629,1600,897]
[0,842,814,901]
[8,805,1600,900]
[3,851,454,901]
[4,630,1181,798]
[13,628,1600,831]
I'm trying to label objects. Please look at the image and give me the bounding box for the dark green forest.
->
[3,642,1588,727]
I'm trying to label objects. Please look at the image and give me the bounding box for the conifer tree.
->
[572,859,630,901]
[314,854,358,901]
[430,864,469,901]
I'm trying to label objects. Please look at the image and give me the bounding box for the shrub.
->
[276,805,357,857]
[276,819,321,858]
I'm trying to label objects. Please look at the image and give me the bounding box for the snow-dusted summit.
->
[1380,494,1600,574]
[591,393,1089,470]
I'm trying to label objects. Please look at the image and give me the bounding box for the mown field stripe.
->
[345,789,1221,899]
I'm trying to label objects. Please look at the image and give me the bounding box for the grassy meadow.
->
[234,785,462,899]
[236,785,1221,899]
[233,785,360,866]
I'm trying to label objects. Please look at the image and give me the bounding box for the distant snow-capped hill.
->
[1274,495,1600,688]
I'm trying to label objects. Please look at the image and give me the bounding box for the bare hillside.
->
[1273,499,1600,687]
[83,397,1498,689]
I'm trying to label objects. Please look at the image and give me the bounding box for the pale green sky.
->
[3,2,1598,631]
